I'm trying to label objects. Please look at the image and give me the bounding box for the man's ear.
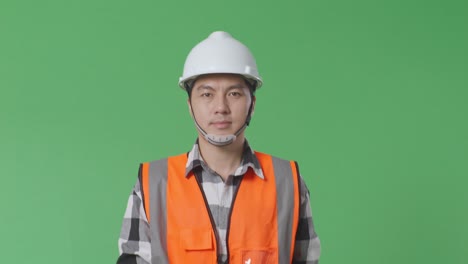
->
[250,95,256,116]
[187,98,193,118]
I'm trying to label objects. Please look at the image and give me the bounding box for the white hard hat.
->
[179,31,263,90]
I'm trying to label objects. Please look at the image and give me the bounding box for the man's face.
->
[188,74,255,138]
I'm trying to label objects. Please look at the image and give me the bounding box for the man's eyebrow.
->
[195,84,215,90]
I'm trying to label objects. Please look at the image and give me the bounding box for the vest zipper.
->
[193,170,221,262]
[225,174,245,263]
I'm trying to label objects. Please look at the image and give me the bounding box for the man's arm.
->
[117,171,152,264]
[292,175,321,264]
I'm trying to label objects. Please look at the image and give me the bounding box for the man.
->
[117,31,321,264]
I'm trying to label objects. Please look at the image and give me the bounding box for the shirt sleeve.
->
[117,166,152,264]
[292,174,321,264]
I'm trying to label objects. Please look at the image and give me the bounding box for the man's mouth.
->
[210,121,232,129]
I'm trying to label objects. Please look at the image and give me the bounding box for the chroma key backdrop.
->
[1,0,467,263]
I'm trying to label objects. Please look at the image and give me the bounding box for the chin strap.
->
[194,120,246,146]
[190,100,253,146]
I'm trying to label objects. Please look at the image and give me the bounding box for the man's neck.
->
[197,135,245,181]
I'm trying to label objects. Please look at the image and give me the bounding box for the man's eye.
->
[201,93,212,97]
[229,92,241,96]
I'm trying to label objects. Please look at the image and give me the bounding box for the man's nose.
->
[214,95,229,114]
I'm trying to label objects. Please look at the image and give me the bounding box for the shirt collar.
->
[185,139,265,179]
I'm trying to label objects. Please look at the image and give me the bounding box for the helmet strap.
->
[189,100,254,147]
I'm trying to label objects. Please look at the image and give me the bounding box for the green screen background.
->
[1,0,467,263]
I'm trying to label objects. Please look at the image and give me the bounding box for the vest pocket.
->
[180,228,215,263]
[240,248,276,264]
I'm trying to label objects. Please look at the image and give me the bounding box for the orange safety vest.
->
[140,151,301,264]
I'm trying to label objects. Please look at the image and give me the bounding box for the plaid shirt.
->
[117,140,321,264]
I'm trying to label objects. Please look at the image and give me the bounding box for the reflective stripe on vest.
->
[141,151,300,264]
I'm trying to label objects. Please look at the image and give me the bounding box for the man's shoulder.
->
[138,152,189,180]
